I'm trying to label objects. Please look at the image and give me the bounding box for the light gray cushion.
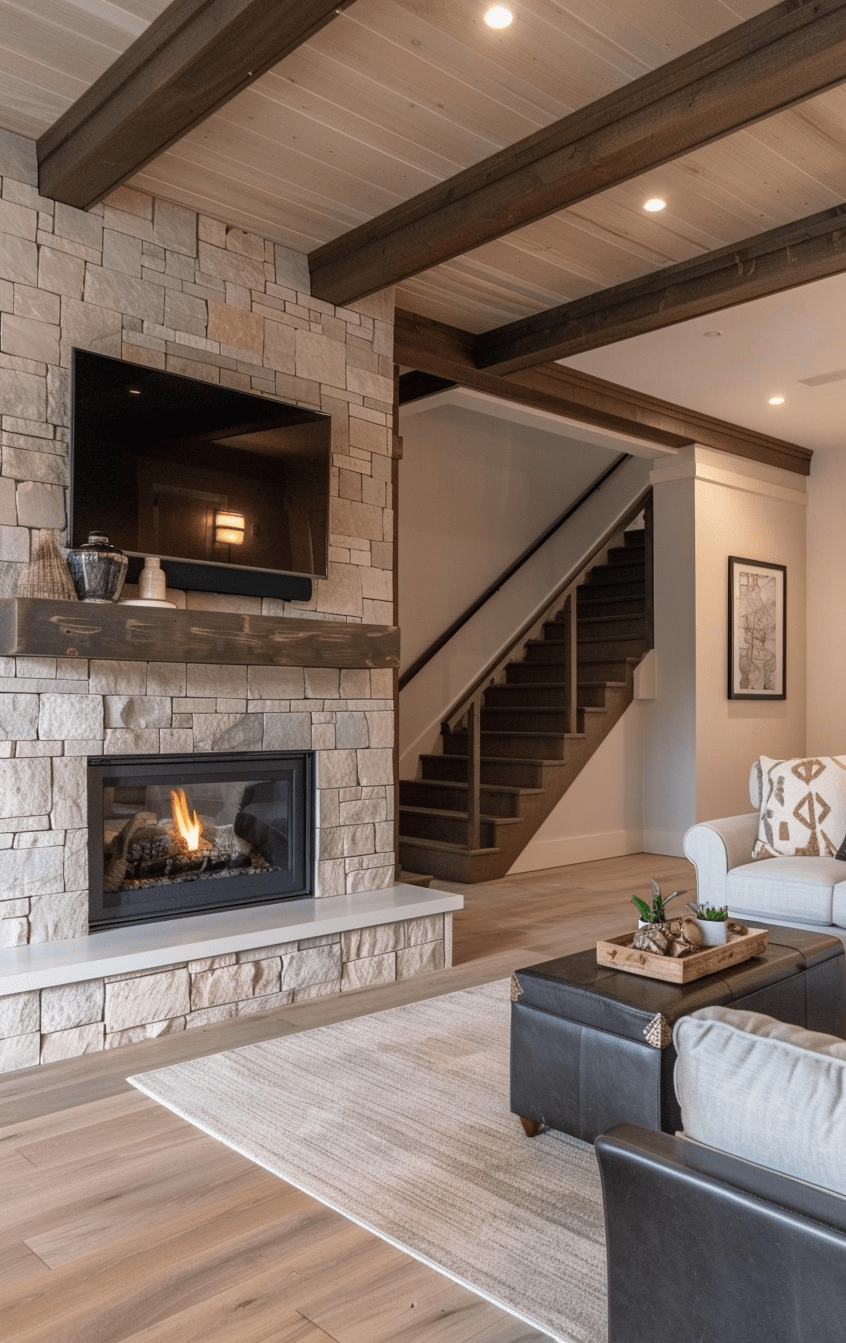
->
[830,884,846,930]
[725,856,845,924]
[674,1007,846,1196]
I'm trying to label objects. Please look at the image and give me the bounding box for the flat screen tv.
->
[70,349,332,600]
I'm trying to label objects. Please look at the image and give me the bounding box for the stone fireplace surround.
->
[0,127,461,1074]
[0,650,459,1073]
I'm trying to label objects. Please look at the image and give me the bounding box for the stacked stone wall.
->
[0,912,446,1071]
[0,130,414,1071]
[0,127,394,621]
[0,126,398,943]
[0,656,396,948]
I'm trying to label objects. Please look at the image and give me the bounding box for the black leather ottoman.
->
[510,924,846,1143]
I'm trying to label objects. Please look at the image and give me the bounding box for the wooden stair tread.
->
[402,780,544,798]
[398,836,500,857]
[574,613,646,627]
[475,748,582,759]
[499,678,569,686]
[467,727,591,740]
[399,806,523,827]
[578,657,641,666]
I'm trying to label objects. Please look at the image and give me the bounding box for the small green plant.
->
[695,903,729,922]
[631,879,686,925]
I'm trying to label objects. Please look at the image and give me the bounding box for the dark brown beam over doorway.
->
[38,0,352,209]
[476,202,846,373]
[310,0,846,306]
[394,309,812,477]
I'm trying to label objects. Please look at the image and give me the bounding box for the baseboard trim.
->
[642,829,687,858]
[507,829,643,874]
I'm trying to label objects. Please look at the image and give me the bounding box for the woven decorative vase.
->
[16,529,78,600]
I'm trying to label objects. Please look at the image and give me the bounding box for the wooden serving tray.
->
[596,926,768,983]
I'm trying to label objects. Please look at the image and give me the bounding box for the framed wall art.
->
[727,556,786,700]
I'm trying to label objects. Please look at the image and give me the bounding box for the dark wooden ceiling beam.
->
[38,0,352,209]
[310,0,846,306]
[476,202,846,372]
[397,371,457,405]
[394,309,812,476]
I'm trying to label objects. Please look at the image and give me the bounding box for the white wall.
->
[806,443,846,754]
[642,472,698,854]
[398,393,624,670]
[644,448,807,854]
[693,452,807,821]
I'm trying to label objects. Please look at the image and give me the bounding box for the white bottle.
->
[138,556,167,602]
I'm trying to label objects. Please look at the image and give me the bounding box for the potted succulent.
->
[631,879,686,927]
[692,902,730,946]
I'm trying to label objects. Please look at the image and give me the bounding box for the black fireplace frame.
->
[88,750,315,931]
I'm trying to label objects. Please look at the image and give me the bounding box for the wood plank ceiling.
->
[0,0,843,457]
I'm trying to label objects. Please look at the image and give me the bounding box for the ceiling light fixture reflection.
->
[485,6,513,27]
[643,198,666,212]
[768,396,785,406]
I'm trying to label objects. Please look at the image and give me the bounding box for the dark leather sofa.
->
[595,1122,846,1343]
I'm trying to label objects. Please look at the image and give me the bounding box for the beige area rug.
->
[129,980,606,1343]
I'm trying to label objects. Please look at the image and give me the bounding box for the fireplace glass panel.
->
[88,751,314,930]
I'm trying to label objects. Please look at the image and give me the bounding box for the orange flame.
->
[171,788,202,851]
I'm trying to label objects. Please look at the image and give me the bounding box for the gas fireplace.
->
[88,751,315,931]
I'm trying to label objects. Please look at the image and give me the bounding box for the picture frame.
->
[727,556,786,700]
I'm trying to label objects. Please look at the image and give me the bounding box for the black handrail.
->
[398,451,630,691]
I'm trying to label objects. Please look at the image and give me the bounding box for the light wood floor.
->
[0,852,692,1342]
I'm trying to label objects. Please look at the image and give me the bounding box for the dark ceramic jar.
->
[66,532,129,603]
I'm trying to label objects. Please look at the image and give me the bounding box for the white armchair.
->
[684,765,846,945]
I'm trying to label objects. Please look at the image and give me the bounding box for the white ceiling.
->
[561,270,846,455]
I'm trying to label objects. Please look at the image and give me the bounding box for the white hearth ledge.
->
[0,887,463,996]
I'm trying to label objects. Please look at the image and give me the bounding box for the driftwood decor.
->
[0,599,400,668]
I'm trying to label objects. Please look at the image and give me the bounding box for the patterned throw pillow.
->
[753,755,846,858]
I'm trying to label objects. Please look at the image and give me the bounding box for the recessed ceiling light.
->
[703,330,722,338]
[643,198,666,212]
[485,6,513,28]
[129,388,141,395]
[768,396,785,406]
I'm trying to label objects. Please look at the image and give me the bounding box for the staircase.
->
[398,526,651,883]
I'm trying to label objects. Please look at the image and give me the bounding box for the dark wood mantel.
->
[0,600,400,668]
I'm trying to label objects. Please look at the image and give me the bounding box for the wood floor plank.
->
[14,1097,190,1169]
[117,1296,341,1343]
[286,1243,517,1343]
[0,1238,51,1290]
[1,1187,359,1341]
[463,1315,549,1342]
[23,1138,269,1269]
[0,1089,159,1150]
[0,1145,37,1178]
